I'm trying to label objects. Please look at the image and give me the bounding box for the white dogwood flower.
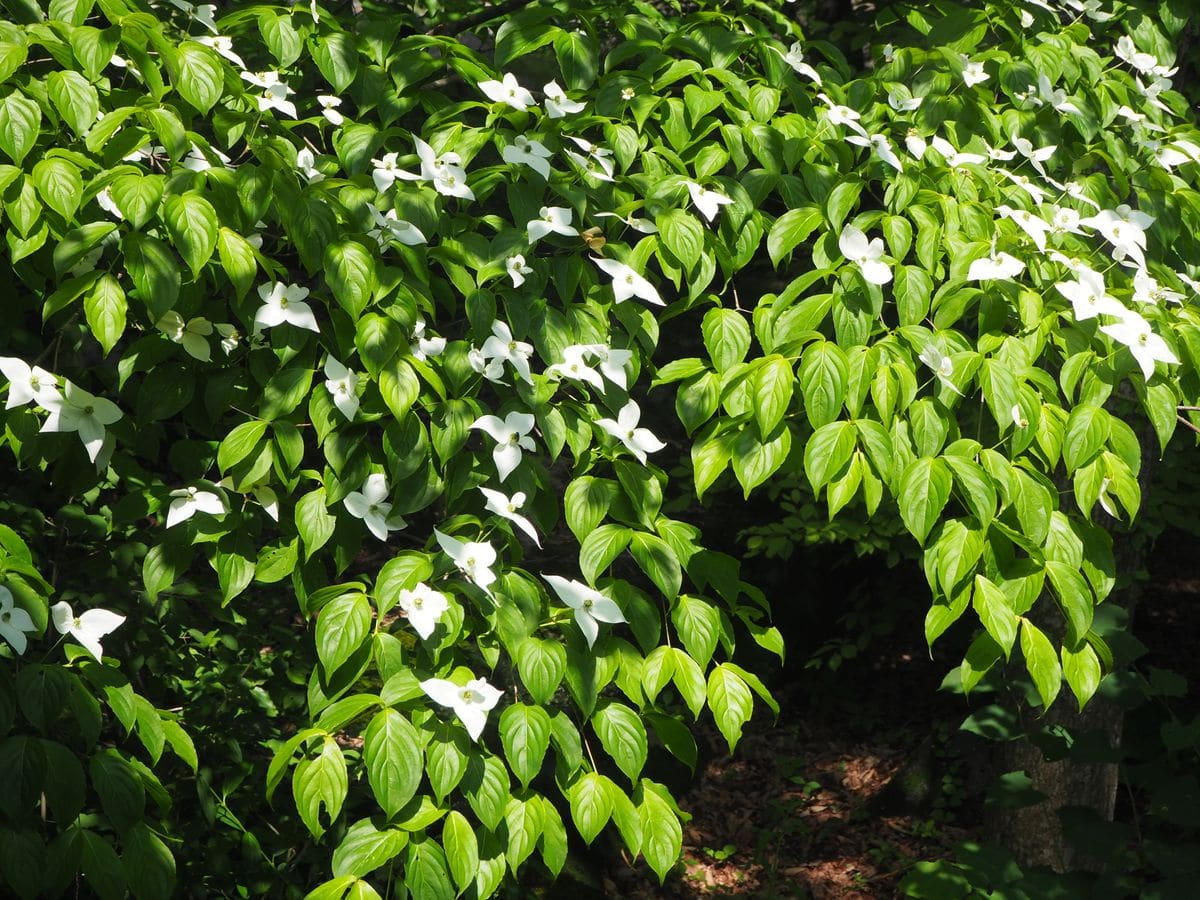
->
[253,282,320,333]
[295,147,323,183]
[421,676,503,741]
[51,601,125,661]
[435,530,498,596]
[502,135,553,179]
[410,319,446,361]
[156,311,214,361]
[543,574,626,649]
[592,257,664,305]
[344,474,406,541]
[527,206,578,242]
[240,71,297,118]
[166,485,227,528]
[506,254,533,287]
[816,93,867,136]
[1132,270,1183,306]
[480,487,540,546]
[961,56,989,86]
[478,72,534,110]
[846,133,904,172]
[997,205,1052,251]
[397,584,449,640]
[684,181,733,222]
[771,42,821,84]
[367,205,426,248]
[196,35,245,69]
[470,411,536,481]
[930,136,986,167]
[543,81,585,118]
[0,358,60,409]
[594,211,658,234]
[1101,311,1179,379]
[40,382,122,463]
[967,251,1025,282]
[0,586,35,655]
[596,400,666,464]
[839,225,891,285]
[480,321,535,384]
[546,344,605,391]
[1054,267,1127,321]
[317,95,343,125]
[918,342,963,396]
[323,357,359,421]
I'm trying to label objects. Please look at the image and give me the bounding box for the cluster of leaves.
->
[1,0,1199,896]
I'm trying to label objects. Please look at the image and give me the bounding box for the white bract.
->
[470,411,536,481]
[478,72,534,110]
[1132,270,1183,306]
[905,130,927,160]
[371,152,407,193]
[846,133,903,172]
[542,574,626,649]
[253,282,320,333]
[684,181,733,222]
[40,382,123,463]
[594,211,658,234]
[0,586,35,655]
[367,205,426,248]
[1082,206,1153,267]
[295,147,323,183]
[156,311,213,361]
[410,319,447,361]
[1011,134,1056,175]
[240,71,297,118]
[816,93,867,136]
[0,358,60,409]
[772,42,821,83]
[51,601,125,662]
[344,474,406,541]
[317,95,343,125]
[591,257,664,305]
[596,400,666,464]
[887,88,922,112]
[501,135,553,179]
[838,225,891,285]
[527,206,578,242]
[967,251,1026,282]
[543,81,585,118]
[1100,311,1180,379]
[480,321,535,384]
[930,136,986,167]
[918,343,963,395]
[323,357,359,421]
[506,254,533,287]
[1054,267,1127,320]
[166,485,227,528]
[546,344,605,391]
[397,584,449,640]
[420,676,503,741]
[997,205,1052,251]
[196,35,245,69]
[961,56,989,86]
[435,531,498,596]
[479,487,541,546]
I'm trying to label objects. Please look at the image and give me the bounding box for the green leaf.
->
[294,736,348,839]
[554,29,599,91]
[898,457,952,545]
[296,488,337,561]
[122,233,180,320]
[514,638,566,706]
[894,265,932,324]
[175,42,223,114]
[494,13,559,67]
[732,421,792,496]
[109,174,164,231]
[751,356,794,437]
[313,33,358,93]
[32,158,81,220]
[799,341,848,428]
[568,772,614,844]
[83,274,127,355]
[767,206,822,266]
[216,227,257,299]
[80,829,126,900]
[1045,560,1093,649]
[46,71,98,137]
[0,34,28,84]
[706,664,753,753]
[89,749,144,832]
[592,702,647,785]
[405,837,455,900]
[579,524,631,585]
[1062,404,1108,472]
[0,89,40,164]
[464,754,510,831]
[972,575,1018,658]
[217,420,268,472]
[804,420,855,491]
[325,240,375,318]
[363,708,422,820]
[355,314,400,378]
[629,531,681,600]
[1062,642,1102,710]
[537,795,568,878]
[658,208,704,273]
[564,477,617,543]
[499,704,552,788]
[637,781,682,883]
[331,818,407,879]
[259,11,302,67]
[162,192,219,277]
[315,594,372,679]
[121,825,175,900]
[441,810,479,894]
[671,596,720,668]
[1020,620,1062,710]
[701,308,751,372]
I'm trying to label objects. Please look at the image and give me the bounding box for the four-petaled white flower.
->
[997,205,1052,251]
[596,400,666,464]
[410,319,447,361]
[684,181,733,222]
[1054,267,1127,321]
[564,137,616,182]
[846,133,904,173]
[931,136,986,167]
[480,487,541,546]
[435,530,498,596]
[51,601,125,662]
[967,251,1026,282]
[296,147,323,183]
[961,56,989,86]
[317,95,343,125]
[40,382,123,463]
[592,257,664,305]
[594,211,658,234]
[542,574,626,649]
[918,342,963,396]
[480,321,535,384]
[583,344,633,389]
[506,254,533,287]
[156,311,214,361]
[527,206,578,242]
[543,81,585,118]
[816,93,867,137]
[1082,206,1153,268]
[409,138,475,200]
[1011,134,1056,175]
[196,35,245,69]
[1132,270,1183,306]
[838,225,891,285]
[501,135,553,180]
[420,676,503,741]
[240,71,297,118]
[371,152,407,193]
[166,485,227,528]
[254,282,320,333]
[0,585,35,655]
[397,584,449,640]
[344,474,406,541]
[367,204,426,249]
[772,42,821,84]
[887,89,922,112]
[0,358,60,409]
[997,169,1050,204]
[323,357,359,421]
[478,72,535,110]
[471,411,536,481]
[1100,311,1180,380]
[546,344,605,391]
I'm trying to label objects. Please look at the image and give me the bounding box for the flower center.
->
[83,405,94,415]
[583,598,593,609]
[279,298,289,308]
[626,429,635,440]
[413,597,423,608]
[0,611,9,623]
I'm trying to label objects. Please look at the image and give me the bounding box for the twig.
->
[427,0,541,36]
[1176,414,1200,435]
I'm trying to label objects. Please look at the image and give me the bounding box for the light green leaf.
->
[706,664,753,753]
[701,308,751,372]
[325,240,375,318]
[294,736,348,839]
[315,593,371,675]
[83,274,126,355]
[441,810,479,894]
[592,702,648,785]
[499,704,552,788]
[0,89,40,164]
[898,457,952,545]
[972,575,1018,657]
[1020,619,1062,710]
[47,71,98,136]
[637,781,682,883]
[162,192,219,277]
[568,772,615,845]
[32,158,81,220]
[175,42,223,114]
[767,206,822,266]
[331,818,407,879]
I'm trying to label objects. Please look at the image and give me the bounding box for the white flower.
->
[156,311,213,361]
[931,136,986,167]
[546,344,605,391]
[621,86,636,101]
[367,204,426,248]
[397,584,449,640]
[409,138,475,200]
[905,130,927,160]
[846,133,904,172]
[595,211,658,234]
[1054,267,1127,320]
[592,257,664,305]
[1100,311,1179,379]
[420,676,503,741]
[1034,74,1080,115]
[506,254,533,288]
[772,42,821,84]
[240,71,297,118]
[95,188,122,219]
[295,147,323,183]
[323,357,359,421]
[1132,270,1183,306]
[838,225,891,285]
[253,282,320,333]
[166,485,226,528]
[564,149,615,182]
[478,72,534,110]
[410,319,446,361]
[918,342,964,396]
[584,344,633,389]
[435,530,497,596]
[501,135,553,179]
[479,487,540,546]
[967,251,1025,282]
[596,400,666,464]
[1115,35,1165,76]
[480,321,535,384]
[371,152,407,193]
[1081,206,1152,268]
[543,81,585,118]
[543,574,626,649]
[816,93,867,137]
[997,205,1052,251]
[196,35,245,69]
[527,206,578,242]
[344,474,406,541]
[887,88,922,112]
[0,358,60,409]
[1047,206,1084,235]
[40,382,122,463]
[961,56,989,86]
[1136,75,1174,116]
[470,411,536,481]
[183,142,230,172]
[0,585,35,655]
[216,324,240,355]
[469,347,506,383]
[684,181,733,222]
[1012,404,1028,429]
[997,169,1050,204]
[51,601,125,662]
[317,95,343,125]
[1011,134,1055,175]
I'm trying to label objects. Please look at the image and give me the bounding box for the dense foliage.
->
[1,0,1198,895]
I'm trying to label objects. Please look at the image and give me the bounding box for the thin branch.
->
[427,0,541,36]
[1177,414,1200,435]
